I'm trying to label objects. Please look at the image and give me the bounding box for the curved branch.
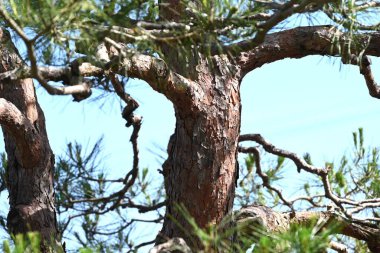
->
[238,146,293,210]
[236,26,380,98]
[0,98,30,131]
[0,98,42,168]
[0,53,194,103]
[239,134,326,175]
[359,56,380,98]
[239,133,380,222]
[110,53,193,100]
[235,205,380,252]
[237,25,377,73]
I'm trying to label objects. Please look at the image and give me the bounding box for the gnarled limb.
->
[236,26,380,99]
[0,98,42,169]
[0,8,196,104]
[238,133,380,252]
[239,134,380,218]
[358,56,380,98]
[234,205,380,252]
[0,51,195,104]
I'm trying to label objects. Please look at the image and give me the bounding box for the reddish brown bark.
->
[159,56,241,248]
[155,1,242,248]
[0,29,59,251]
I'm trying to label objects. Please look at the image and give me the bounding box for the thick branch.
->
[0,98,42,169]
[109,53,194,101]
[0,28,47,169]
[359,56,380,98]
[235,205,380,252]
[237,26,379,73]
[0,53,194,103]
[0,98,31,134]
[236,26,380,98]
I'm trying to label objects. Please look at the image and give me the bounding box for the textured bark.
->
[0,29,59,251]
[159,55,241,248]
[155,1,242,248]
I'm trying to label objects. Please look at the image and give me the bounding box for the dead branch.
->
[239,134,380,224]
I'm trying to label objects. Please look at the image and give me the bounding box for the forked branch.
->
[239,134,380,223]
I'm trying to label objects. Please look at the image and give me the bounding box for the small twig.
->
[104,73,142,211]
[238,146,294,210]
[121,199,167,213]
[108,73,140,127]
[239,134,326,175]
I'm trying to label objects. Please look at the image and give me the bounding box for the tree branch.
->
[235,205,380,252]
[239,134,380,223]
[0,9,194,103]
[108,53,195,101]
[237,25,374,73]
[238,146,293,210]
[236,26,380,98]
[0,98,30,133]
[239,134,326,175]
[0,98,42,168]
[0,52,194,103]
[358,56,380,98]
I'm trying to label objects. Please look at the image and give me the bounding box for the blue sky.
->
[242,56,380,162]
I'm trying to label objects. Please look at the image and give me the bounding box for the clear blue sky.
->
[1,52,380,250]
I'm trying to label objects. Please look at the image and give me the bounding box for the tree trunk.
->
[0,28,59,251]
[160,55,241,248]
